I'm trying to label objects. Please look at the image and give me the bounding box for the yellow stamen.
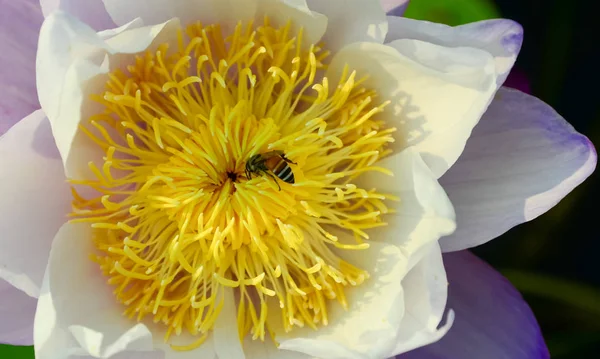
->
[71,19,395,348]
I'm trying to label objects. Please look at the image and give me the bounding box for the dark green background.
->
[2,0,599,357]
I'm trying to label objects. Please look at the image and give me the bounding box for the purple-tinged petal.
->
[0,110,71,297]
[385,17,523,87]
[399,251,549,359]
[381,0,409,16]
[39,0,116,30]
[439,87,596,251]
[0,279,37,345]
[0,0,44,135]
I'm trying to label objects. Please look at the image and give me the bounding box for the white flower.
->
[0,1,595,359]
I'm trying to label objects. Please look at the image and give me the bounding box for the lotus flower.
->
[0,1,595,358]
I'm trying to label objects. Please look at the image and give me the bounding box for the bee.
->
[245,150,296,190]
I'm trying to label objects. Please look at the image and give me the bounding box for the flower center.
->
[71,19,395,350]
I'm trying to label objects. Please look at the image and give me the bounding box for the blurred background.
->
[1,0,599,358]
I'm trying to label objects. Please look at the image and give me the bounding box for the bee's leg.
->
[265,171,281,191]
[281,154,297,165]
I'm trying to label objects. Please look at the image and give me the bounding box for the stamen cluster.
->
[71,19,395,350]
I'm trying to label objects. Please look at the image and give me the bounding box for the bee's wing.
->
[262,150,284,160]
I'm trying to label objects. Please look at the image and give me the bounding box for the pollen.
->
[70,18,396,350]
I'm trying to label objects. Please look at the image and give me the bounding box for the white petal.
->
[102,352,164,359]
[357,148,456,356]
[270,240,407,359]
[439,87,597,251]
[97,18,145,40]
[36,11,179,180]
[0,110,70,297]
[34,222,158,359]
[245,338,312,359]
[0,278,37,345]
[358,147,456,268]
[390,243,454,355]
[36,11,109,181]
[327,40,497,178]
[256,0,327,46]
[305,0,387,52]
[103,18,180,53]
[40,0,116,30]
[58,352,164,359]
[102,0,257,28]
[386,17,523,87]
[213,288,245,359]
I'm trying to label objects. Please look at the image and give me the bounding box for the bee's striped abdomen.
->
[272,158,295,184]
